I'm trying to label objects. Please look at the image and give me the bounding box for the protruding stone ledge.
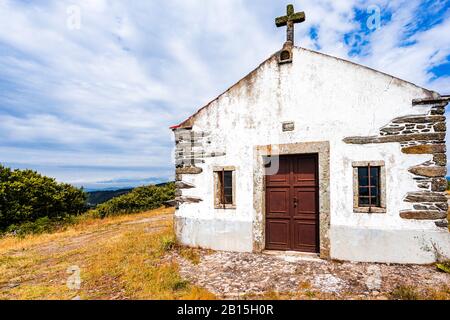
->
[408,166,447,178]
[175,181,196,189]
[400,210,448,220]
[164,199,178,207]
[176,196,203,204]
[412,97,450,105]
[164,196,203,208]
[176,166,203,175]
[401,144,446,154]
[435,220,449,228]
[391,115,445,124]
[404,192,448,203]
[414,202,449,211]
[344,133,445,145]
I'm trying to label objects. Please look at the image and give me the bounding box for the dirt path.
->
[34,213,173,256]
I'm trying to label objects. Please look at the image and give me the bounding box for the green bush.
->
[0,165,87,231]
[93,183,175,218]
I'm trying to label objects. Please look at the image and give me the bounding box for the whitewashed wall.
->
[175,47,450,264]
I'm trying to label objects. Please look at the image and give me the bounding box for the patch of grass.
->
[0,207,215,300]
[0,208,171,255]
[5,216,80,238]
[304,290,316,299]
[298,280,312,291]
[160,234,177,252]
[260,290,283,300]
[390,285,420,300]
[79,225,214,299]
[178,247,201,265]
[436,261,450,274]
[426,286,450,300]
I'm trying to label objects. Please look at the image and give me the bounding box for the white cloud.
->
[0,0,449,187]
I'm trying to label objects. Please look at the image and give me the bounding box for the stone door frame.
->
[252,141,331,259]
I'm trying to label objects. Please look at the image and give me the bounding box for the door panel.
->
[266,220,290,250]
[292,156,317,186]
[265,154,319,253]
[292,220,317,252]
[266,188,290,218]
[266,157,290,187]
[294,189,317,216]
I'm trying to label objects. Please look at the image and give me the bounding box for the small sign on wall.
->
[282,121,295,132]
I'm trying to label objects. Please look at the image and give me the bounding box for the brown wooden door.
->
[265,154,319,253]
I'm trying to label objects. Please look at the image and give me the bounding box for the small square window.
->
[353,161,386,214]
[357,166,381,207]
[214,167,236,209]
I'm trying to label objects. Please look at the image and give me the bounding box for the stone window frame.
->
[352,161,387,214]
[213,166,237,209]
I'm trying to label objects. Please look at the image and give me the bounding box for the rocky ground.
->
[171,250,450,300]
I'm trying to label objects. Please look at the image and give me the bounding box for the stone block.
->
[401,144,446,154]
[408,166,446,178]
[400,211,447,220]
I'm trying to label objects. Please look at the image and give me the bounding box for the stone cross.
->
[275,4,305,45]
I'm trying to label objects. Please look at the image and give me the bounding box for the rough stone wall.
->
[171,128,225,208]
[344,99,448,228]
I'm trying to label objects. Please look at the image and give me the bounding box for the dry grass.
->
[0,207,215,300]
[390,285,450,300]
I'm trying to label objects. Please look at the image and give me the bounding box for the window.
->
[353,161,386,213]
[214,167,236,209]
[358,166,380,207]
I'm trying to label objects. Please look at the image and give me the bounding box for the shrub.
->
[93,183,175,218]
[6,215,78,237]
[0,165,87,231]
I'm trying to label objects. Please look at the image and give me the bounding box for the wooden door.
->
[265,154,319,253]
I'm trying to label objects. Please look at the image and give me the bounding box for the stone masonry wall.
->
[344,99,449,228]
[170,128,226,208]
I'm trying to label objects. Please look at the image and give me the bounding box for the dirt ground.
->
[170,250,450,299]
[0,208,448,300]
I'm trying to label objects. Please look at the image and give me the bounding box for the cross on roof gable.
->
[275,4,305,46]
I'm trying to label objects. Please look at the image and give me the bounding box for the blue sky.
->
[0,0,450,190]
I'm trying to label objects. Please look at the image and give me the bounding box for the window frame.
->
[213,166,237,209]
[352,161,386,214]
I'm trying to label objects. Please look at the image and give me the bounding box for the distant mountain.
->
[85,182,173,207]
[86,188,133,207]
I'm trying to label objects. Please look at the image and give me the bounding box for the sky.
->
[0,0,449,190]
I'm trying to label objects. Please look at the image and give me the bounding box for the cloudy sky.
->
[0,0,449,190]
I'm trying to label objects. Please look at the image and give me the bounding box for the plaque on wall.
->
[282,122,295,132]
